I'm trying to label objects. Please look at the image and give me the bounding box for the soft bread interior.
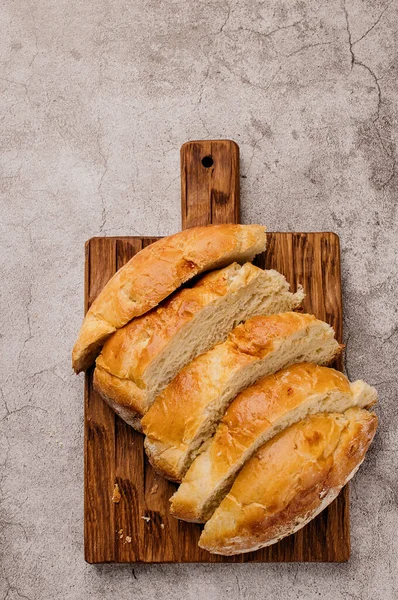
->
[144,319,340,481]
[72,224,267,372]
[145,266,304,407]
[170,376,377,522]
[94,265,304,427]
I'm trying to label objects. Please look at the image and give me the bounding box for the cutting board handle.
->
[180,139,240,229]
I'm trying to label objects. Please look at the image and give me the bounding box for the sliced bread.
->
[73,224,267,372]
[94,263,304,430]
[198,408,377,555]
[142,313,341,481]
[170,363,377,522]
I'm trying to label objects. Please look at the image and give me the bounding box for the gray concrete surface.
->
[1,0,397,598]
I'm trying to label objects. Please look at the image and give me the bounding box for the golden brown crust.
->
[93,263,252,414]
[93,262,296,425]
[93,370,142,431]
[142,313,340,481]
[198,408,377,555]
[72,225,267,372]
[170,363,357,522]
[226,312,316,355]
[93,364,145,419]
[143,312,318,438]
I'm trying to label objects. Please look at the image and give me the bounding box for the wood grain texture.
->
[84,238,117,564]
[181,140,240,228]
[84,139,348,563]
[84,233,347,563]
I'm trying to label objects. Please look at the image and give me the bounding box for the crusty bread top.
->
[72,224,267,372]
[142,312,326,447]
[199,408,377,555]
[213,363,350,442]
[96,263,262,391]
[200,364,362,476]
[170,363,377,522]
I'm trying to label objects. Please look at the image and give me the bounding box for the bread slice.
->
[93,263,304,430]
[198,407,377,555]
[72,225,267,373]
[170,363,377,522]
[142,313,341,482]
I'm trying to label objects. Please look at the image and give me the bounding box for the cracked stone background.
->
[1,0,397,598]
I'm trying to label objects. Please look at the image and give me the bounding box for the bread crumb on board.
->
[115,528,133,543]
[160,523,165,529]
[149,483,159,494]
[141,515,151,523]
[112,483,121,504]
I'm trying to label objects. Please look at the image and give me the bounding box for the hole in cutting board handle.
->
[201,155,213,168]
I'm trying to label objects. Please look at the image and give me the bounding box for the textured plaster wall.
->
[1,0,397,598]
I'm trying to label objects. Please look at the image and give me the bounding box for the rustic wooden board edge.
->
[84,232,341,243]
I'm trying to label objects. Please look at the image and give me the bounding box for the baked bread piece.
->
[170,363,377,522]
[142,313,341,482]
[199,407,377,555]
[72,224,267,372]
[93,263,304,430]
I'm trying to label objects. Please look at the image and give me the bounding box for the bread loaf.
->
[170,363,377,522]
[198,407,377,555]
[72,224,267,372]
[142,313,341,482]
[93,263,303,430]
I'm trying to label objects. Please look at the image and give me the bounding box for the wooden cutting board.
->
[84,140,348,563]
